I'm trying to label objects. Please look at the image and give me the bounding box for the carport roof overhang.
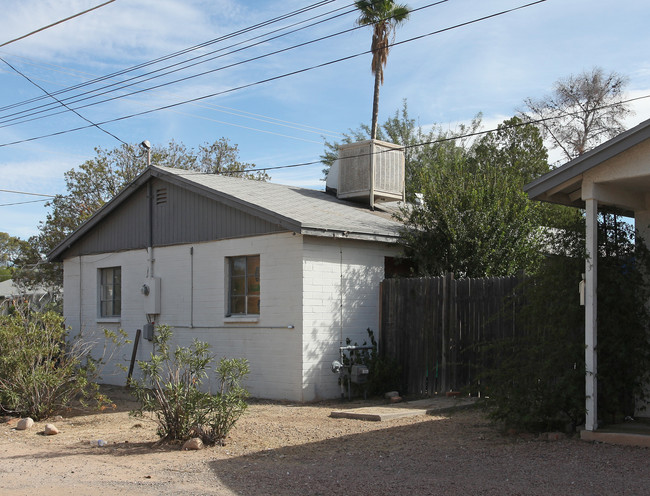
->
[524,117,650,215]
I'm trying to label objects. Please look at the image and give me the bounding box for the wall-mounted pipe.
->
[174,325,295,330]
[190,246,194,328]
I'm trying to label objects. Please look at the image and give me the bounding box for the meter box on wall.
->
[350,364,369,384]
[142,277,161,315]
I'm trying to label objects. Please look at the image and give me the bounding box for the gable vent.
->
[155,187,168,205]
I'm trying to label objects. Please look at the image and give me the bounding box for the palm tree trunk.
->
[371,70,381,140]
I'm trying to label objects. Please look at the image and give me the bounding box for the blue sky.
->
[1,0,650,239]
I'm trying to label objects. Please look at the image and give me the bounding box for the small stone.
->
[384,391,400,399]
[51,415,64,422]
[16,418,34,430]
[182,437,204,451]
[389,396,403,403]
[44,423,59,435]
[545,432,566,441]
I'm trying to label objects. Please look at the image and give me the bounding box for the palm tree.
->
[355,0,410,140]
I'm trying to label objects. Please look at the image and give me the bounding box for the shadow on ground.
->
[207,410,650,496]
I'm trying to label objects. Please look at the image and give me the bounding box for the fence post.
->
[440,272,454,393]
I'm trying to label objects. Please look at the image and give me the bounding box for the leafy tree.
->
[355,0,410,140]
[0,232,44,290]
[398,117,551,278]
[19,138,267,289]
[0,232,30,282]
[522,67,632,162]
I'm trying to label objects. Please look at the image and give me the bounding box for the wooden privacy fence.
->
[379,274,524,396]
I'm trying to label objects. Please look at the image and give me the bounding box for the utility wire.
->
[0,1,446,127]
[0,2,364,125]
[0,189,56,197]
[198,93,650,174]
[4,91,649,199]
[0,0,116,48]
[1,54,345,140]
[0,0,540,147]
[0,57,128,145]
[0,198,50,207]
[0,0,342,114]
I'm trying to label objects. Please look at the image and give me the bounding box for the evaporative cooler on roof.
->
[336,140,405,209]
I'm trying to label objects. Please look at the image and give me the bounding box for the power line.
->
[1,54,345,141]
[0,1,449,128]
[211,93,650,174]
[0,0,542,148]
[0,2,365,127]
[0,57,128,145]
[0,198,50,207]
[0,189,56,197]
[0,0,116,48]
[0,0,344,115]
[5,91,649,198]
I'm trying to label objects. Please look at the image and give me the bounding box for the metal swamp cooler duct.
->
[327,139,405,209]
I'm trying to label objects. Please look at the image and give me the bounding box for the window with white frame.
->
[228,255,260,316]
[99,267,121,318]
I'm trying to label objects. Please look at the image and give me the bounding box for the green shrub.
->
[0,304,126,420]
[130,325,249,445]
[482,215,650,432]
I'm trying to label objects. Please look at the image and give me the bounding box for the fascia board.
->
[47,168,153,261]
[524,117,650,201]
[300,227,400,243]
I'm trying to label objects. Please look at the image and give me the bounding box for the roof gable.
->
[49,165,402,261]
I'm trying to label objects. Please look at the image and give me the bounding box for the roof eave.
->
[300,227,400,243]
[47,167,154,262]
[524,117,650,203]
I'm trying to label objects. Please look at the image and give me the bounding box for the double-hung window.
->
[228,255,260,316]
[99,267,121,318]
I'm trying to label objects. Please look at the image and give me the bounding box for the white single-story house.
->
[48,140,406,401]
[524,117,650,433]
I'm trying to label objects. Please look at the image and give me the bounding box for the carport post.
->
[585,197,598,431]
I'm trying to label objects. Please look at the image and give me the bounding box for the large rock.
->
[16,418,34,430]
[44,423,59,435]
[182,438,204,451]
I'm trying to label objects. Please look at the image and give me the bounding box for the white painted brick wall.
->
[63,231,399,402]
[64,232,304,400]
[301,236,399,400]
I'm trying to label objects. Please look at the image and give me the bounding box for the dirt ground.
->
[1,386,648,496]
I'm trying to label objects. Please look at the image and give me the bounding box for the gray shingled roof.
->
[154,165,403,241]
[47,165,405,261]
